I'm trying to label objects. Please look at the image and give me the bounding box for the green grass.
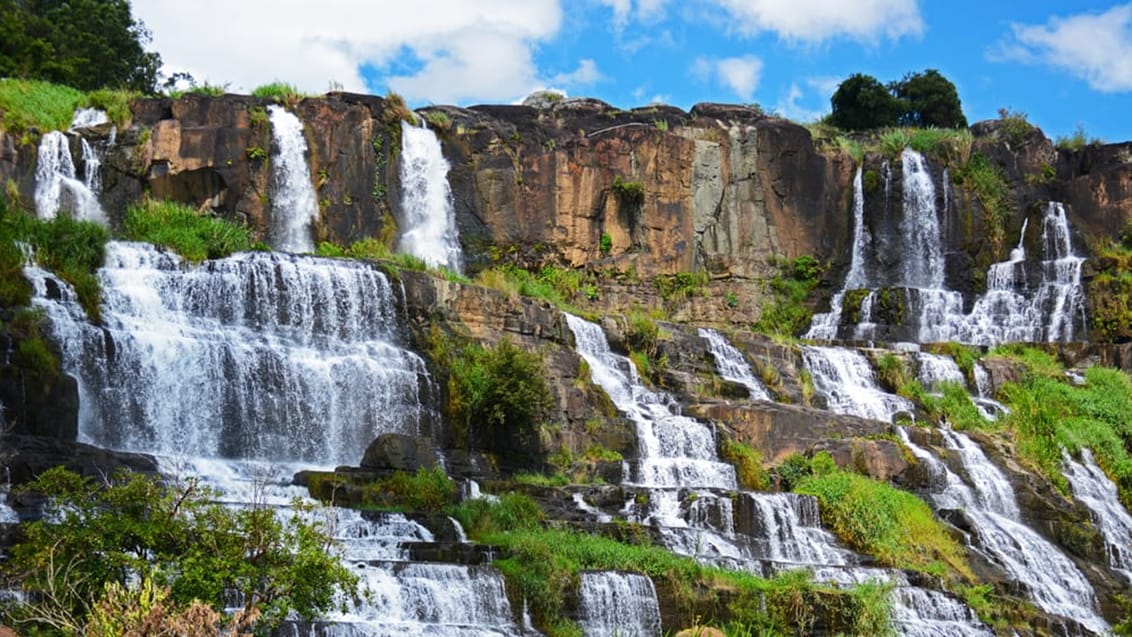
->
[251,82,306,104]
[754,255,822,339]
[123,199,252,262]
[793,452,973,582]
[85,89,137,126]
[953,152,1009,252]
[720,438,770,491]
[473,264,595,318]
[0,79,85,133]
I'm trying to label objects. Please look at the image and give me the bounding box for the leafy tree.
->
[891,69,967,129]
[828,73,904,131]
[0,0,161,92]
[1,467,358,634]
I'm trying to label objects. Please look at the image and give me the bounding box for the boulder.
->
[361,433,439,472]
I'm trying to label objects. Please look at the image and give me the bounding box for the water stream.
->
[268,105,319,253]
[802,346,913,422]
[1064,448,1132,579]
[698,328,770,401]
[398,120,462,271]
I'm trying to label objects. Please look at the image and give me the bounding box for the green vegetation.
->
[308,466,457,513]
[0,200,107,319]
[1088,223,1132,342]
[251,81,305,104]
[599,231,612,256]
[1,467,357,635]
[654,270,709,302]
[0,78,84,133]
[424,110,451,130]
[452,495,893,636]
[1055,122,1103,151]
[995,108,1035,146]
[953,152,1008,252]
[0,0,161,92]
[793,452,973,582]
[829,69,966,131]
[611,175,645,206]
[124,199,252,262]
[474,263,596,317]
[753,255,822,338]
[721,438,770,490]
[427,330,554,448]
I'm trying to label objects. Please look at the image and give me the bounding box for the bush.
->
[721,438,770,490]
[3,467,357,634]
[251,82,305,103]
[754,256,822,338]
[362,466,456,512]
[124,199,252,261]
[611,175,644,206]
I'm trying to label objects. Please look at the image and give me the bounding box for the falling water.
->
[806,166,868,340]
[1064,448,1132,578]
[576,571,662,637]
[70,107,109,130]
[28,242,435,465]
[915,352,965,391]
[566,314,736,489]
[399,120,463,271]
[897,428,1108,633]
[698,328,770,400]
[742,493,854,568]
[268,105,319,253]
[33,131,105,223]
[900,149,945,289]
[802,346,913,422]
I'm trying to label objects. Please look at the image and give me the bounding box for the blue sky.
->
[134,1,1132,142]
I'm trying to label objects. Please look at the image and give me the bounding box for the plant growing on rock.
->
[611,175,645,206]
[124,199,252,262]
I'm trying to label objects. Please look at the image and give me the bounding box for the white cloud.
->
[551,59,605,87]
[692,55,763,101]
[598,0,670,30]
[774,77,835,122]
[708,0,923,44]
[132,0,564,103]
[990,4,1132,93]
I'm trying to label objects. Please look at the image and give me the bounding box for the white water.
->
[576,571,661,637]
[398,120,462,271]
[698,328,770,400]
[33,131,105,223]
[915,352,964,391]
[743,492,854,568]
[268,105,319,253]
[566,314,736,489]
[802,346,914,422]
[897,428,1108,633]
[806,147,1086,346]
[70,107,109,130]
[1064,448,1132,579]
[28,242,435,465]
[806,166,868,340]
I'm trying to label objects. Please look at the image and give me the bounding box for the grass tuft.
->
[123,199,251,261]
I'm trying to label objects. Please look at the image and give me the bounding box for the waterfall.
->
[576,571,662,637]
[33,131,105,224]
[566,314,736,489]
[915,352,965,392]
[806,166,868,340]
[28,242,435,466]
[802,346,913,422]
[1037,202,1086,342]
[1064,448,1132,578]
[268,105,319,253]
[398,120,462,271]
[70,107,109,130]
[900,149,945,289]
[742,493,854,567]
[897,428,1108,633]
[698,328,770,400]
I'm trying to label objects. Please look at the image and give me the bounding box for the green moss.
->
[953,153,1008,253]
[720,438,770,490]
[611,175,644,206]
[124,199,252,261]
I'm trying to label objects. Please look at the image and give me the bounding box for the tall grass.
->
[251,82,306,105]
[123,199,251,261]
[793,453,973,582]
[0,79,84,133]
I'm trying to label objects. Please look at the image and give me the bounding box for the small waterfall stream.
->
[802,346,913,422]
[576,571,662,637]
[1064,448,1132,579]
[806,166,868,340]
[897,428,1109,633]
[698,328,770,401]
[33,134,106,224]
[268,105,319,253]
[398,120,462,271]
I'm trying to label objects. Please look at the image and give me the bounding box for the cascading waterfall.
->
[566,314,736,489]
[33,131,105,224]
[900,149,945,289]
[897,428,1109,633]
[268,105,319,253]
[806,166,868,340]
[28,241,435,465]
[576,571,662,637]
[26,242,539,636]
[1064,448,1132,578]
[802,346,913,422]
[398,120,463,271]
[568,315,988,635]
[915,352,965,391]
[697,328,770,400]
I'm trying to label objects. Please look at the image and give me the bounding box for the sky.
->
[132,1,1132,143]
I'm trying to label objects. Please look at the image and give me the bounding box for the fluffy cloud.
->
[132,0,571,103]
[991,4,1132,93]
[692,55,763,101]
[774,77,837,121]
[598,0,670,29]
[708,0,923,44]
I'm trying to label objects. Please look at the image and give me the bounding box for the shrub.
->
[996,108,1035,146]
[611,175,645,206]
[363,466,456,512]
[753,255,822,338]
[599,231,612,256]
[721,438,770,490]
[954,153,1008,252]
[1055,123,1102,151]
[654,271,709,302]
[85,88,136,126]
[251,82,305,104]
[424,110,451,130]
[123,199,252,261]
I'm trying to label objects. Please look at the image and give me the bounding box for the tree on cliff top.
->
[829,69,967,131]
[0,0,161,92]
[892,69,967,129]
[828,73,905,131]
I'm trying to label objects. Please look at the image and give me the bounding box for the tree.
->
[891,69,967,129]
[0,467,357,634]
[828,73,904,131]
[0,0,162,92]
